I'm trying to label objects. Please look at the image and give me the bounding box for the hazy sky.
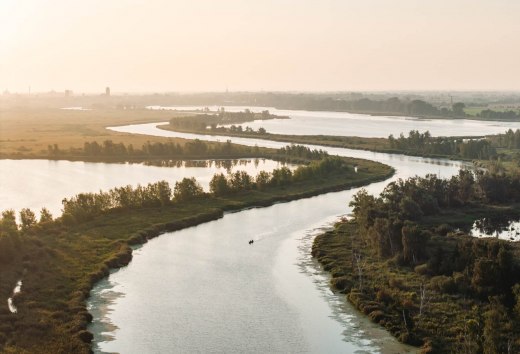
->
[1,0,519,93]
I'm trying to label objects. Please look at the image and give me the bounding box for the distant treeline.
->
[388,130,496,159]
[478,109,520,120]
[388,128,520,160]
[169,109,284,132]
[47,138,253,158]
[47,138,327,161]
[489,128,520,149]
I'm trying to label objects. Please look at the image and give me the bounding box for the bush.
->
[430,275,457,294]
[414,263,429,275]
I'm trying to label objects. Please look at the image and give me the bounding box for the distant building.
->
[65,90,73,97]
[105,87,110,96]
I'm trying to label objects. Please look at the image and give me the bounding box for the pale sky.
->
[1,0,519,93]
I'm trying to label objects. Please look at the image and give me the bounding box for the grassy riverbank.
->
[0,155,393,353]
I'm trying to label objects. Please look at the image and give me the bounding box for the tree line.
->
[388,130,497,159]
[478,109,520,121]
[168,109,282,132]
[48,138,256,158]
[488,128,520,149]
[168,110,280,136]
[0,153,346,239]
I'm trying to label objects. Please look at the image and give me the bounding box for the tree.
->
[452,102,466,117]
[209,173,230,196]
[401,223,425,265]
[19,208,36,232]
[0,210,18,237]
[255,171,271,190]
[174,177,204,201]
[39,208,53,224]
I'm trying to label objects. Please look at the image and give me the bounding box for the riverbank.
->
[312,192,520,352]
[0,156,393,353]
[159,124,500,162]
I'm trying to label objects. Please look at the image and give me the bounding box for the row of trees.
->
[489,128,520,149]
[1,154,349,232]
[209,157,346,196]
[478,109,520,121]
[168,110,280,132]
[388,130,497,159]
[49,139,255,158]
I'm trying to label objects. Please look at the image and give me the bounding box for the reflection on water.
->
[144,158,276,174]
[0,158,291,218]
[472,217,520,241]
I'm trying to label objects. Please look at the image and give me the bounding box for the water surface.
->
[147,105,519,138]
[89,122,468,353]
[0,158,288,217]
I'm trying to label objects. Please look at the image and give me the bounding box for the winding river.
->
[4,107,510,352]
[147,105,519,137]
[84,121,471,353]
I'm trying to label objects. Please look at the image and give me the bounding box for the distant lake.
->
[147,105,519,138]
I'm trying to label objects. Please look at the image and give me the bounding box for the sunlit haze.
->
[1,0,519,93]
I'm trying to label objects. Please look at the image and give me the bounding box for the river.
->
[85,122,469,353]
[147,105,519,138]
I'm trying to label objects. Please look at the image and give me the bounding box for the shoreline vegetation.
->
[160,112,520,165]
[0,146,394,353]
[4,92,518,122]
[312,168,520,353]
[1,104,519,352]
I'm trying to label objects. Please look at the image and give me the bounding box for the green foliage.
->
[168,110,285,137]
[209,173,230,196]
[39,207,53,224]
[0,210,18,237]
[19,208,36,232]
[479,110,520,121]
[173,177,204,201]
[388,130,497,159]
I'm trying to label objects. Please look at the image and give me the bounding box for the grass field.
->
[0,107,179,156]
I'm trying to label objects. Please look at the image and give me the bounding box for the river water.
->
[0,158,288,217]
[147,105,519,138]
[85,122,469,353]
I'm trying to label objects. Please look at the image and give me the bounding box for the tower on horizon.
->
[105,87,110,96]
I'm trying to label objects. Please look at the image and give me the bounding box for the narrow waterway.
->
[86,122,468,353]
